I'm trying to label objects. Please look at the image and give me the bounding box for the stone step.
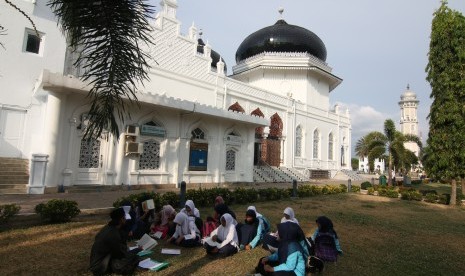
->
[0,168,29,173]
[0,175,29,184]
[0,185,28,194]
[0,159,29,165]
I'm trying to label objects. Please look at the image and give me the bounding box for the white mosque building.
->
[0,0,351,194]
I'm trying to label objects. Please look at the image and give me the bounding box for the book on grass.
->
[150,231,163,239]
[202,236,220,247]
[137,234,158,250]
[138,258,169,271]
[137,250,153,257]
[142,199,155,211]
[161,248,181,255]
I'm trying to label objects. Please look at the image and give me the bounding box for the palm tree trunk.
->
[388,153,392,186]
[450,179,457,206]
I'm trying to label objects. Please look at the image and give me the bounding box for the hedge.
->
[113,184,347,210]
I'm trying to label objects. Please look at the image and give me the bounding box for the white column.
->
[28,154,49,194]
[62,118,76,186]
[42,91,65,187]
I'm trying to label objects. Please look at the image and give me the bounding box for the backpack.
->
[307,256,324,273]
[259,216,271,234]
[203,221,217,238]
[314,232,338,262]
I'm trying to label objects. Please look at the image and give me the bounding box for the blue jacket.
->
[268,250,306,276]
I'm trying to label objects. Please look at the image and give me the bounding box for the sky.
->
[152,0,465,155]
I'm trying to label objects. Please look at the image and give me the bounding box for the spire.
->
[278,7,284,19]
[188,21,197,40]
[406,83,410,90]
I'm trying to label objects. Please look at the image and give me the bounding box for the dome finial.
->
[407,83,410,90]
[278,7,284,19]
[199,28,203,38]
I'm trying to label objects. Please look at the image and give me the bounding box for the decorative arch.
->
[269,113,283,139]
[189,126,208,171]
[228,102,245,113]
[251,108,265,138]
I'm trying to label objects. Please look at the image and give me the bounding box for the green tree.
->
[425,1,465,205]
[351,158,359,171]
[47,0,155,139]
[355,119,422,185]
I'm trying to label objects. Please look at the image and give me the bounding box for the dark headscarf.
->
[277,221,305,264]
[215,203,236,219]
[316,216,338,239]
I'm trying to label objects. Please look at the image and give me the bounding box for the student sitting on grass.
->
[256,222,306,276]
[236,209,262,250]
[89,208,139,276]
[204,196,237,237]
[181,199,200,218]
[263,207,299,252]
[248,205,271,234]
[310,216,343,256]
[167,212,201,247]
[204,213,239,257]
[151,204,177,239]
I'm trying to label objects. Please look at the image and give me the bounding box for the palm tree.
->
[356,119,422,185]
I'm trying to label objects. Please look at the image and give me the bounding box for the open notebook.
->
[137,234,158,250]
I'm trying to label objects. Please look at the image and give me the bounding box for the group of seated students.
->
[89,195,343,276]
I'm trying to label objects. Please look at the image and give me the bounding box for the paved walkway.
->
[0,179,362,215]
[0,190,138,214]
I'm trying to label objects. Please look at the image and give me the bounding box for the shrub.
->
[439,194,450,205]
[339,184,348,192]
[35,199,80,223]
[401,190,423,201]
[367,187,375,195]
[0,204,21,224]
[162,192,179,208]
[351,185,361,193]
[420,189,437,196]
[424,193,439,203]
[385,189,399,198]
[378,188,388,197]
[456,193,465,205]
[411,180,422,185]
[361,181,372,190]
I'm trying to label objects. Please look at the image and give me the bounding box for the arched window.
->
[295,126,302,157]
[328,133,334,160]
[226,149,236,171]
[313,129,319,159]
[189,128,208,171]
[139,140,160,170]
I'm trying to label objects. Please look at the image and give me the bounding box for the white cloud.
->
[336,103,389,156]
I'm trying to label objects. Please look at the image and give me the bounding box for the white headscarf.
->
[281,207,299,224]
[217,213,239,248]
[183,200,200,218]
[173,212,189,235]
[247,206,262,218]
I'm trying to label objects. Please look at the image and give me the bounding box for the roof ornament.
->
[199,29,203,38]
[406,83,410,90]
[278,7,284,19]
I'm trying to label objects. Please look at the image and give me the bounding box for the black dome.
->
[197,39,227,73]
[235,19,327,63]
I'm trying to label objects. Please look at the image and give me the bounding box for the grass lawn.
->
[1,193,465,275]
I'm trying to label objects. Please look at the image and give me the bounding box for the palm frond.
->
[48,0,155,139]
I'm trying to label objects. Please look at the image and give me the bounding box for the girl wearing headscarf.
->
[248,205,271,233]
[167,212,200,247]
[263,207,300,252]
[311,216,343,254]
[204,196,236,238]
[204,213,239,257]
[151,205,176,239]
[281,207,299,224]
[181,199,200,218]
[236,209,261,250]
[256,222,306,276]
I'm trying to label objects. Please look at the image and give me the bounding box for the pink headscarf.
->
[161,205,176,226]
[215,196,225,205]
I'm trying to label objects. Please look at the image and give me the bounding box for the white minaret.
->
[399,84,420,156]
